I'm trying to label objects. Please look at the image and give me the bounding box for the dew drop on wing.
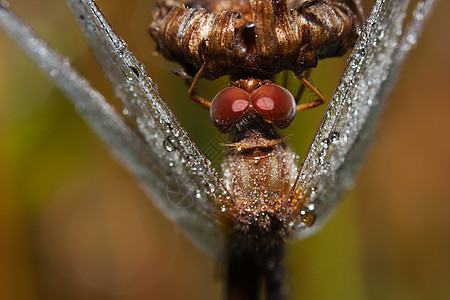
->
[128,65,140,79]
[373,37,380,46]
[139,63,147,74]
[125,69,135,81]
[318,148,324,159]
[321,138,331,148]
[50,69,59,77]
[330,131,340,143]
[299,209,316,228]
[163,136,178,152]
[86,20,95,32]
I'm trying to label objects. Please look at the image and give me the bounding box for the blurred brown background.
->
[1,0,449,299]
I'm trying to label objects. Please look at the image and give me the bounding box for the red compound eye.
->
[210,87,250,132]
[251,84,296,129]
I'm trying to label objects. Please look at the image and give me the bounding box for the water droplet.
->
[300,209,316,228]
[406,33,417,45]
[125,70,135,81]
[139,63,147,74]
[86,21,95,31]
[38,48,48,57]
[128,65,140,79]
[318,148,326,159]
[163,136,178,152]
[50,69,59,77]
[321,138,331,148]
[373,37,380,46]
[330,131,340,143]
[29,37,38,46]
[122,108,129,116]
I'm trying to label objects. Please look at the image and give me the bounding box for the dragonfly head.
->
[210,79,296,133]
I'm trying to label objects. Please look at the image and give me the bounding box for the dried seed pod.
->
[150,0,364,80]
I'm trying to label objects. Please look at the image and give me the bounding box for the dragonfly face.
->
[210,80,297,132]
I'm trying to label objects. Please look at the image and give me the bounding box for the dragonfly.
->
[0,0,437,298]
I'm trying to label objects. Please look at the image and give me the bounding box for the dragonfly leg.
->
[295,71,326,112]
[187,61,212,109]
[294,69,310,102]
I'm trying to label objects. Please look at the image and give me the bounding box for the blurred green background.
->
[1,0,449,299]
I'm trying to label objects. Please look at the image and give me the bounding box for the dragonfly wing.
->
[0,1,230,258]
[65,0,234,258]
[64,0,234,258]
[290,0,438,239]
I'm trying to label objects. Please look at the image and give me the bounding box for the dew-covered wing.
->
[0,0,230,258]
[290,0,438,239]
[64,0,233,257]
